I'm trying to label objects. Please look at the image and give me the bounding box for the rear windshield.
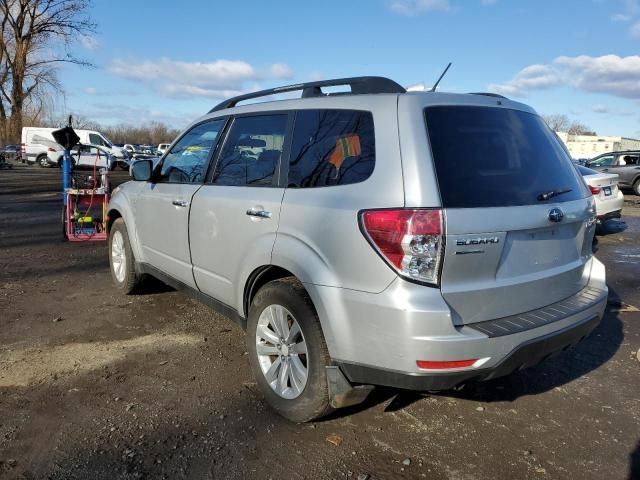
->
[424,106,589,208]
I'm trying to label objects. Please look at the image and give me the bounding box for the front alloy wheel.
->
[110,230,127,283]
[108,218,144,294]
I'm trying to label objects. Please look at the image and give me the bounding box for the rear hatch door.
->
[424,105,595,324]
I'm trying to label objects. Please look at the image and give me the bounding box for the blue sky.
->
[58,0,640,137]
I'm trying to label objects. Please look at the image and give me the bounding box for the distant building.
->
[556,132,640,160]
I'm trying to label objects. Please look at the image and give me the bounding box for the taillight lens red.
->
[47,147,56,152]
[20,143,25,153]
[417,359,477,370]
[360,209,443,285]
[589,185,601,195]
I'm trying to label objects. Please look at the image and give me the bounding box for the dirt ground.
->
[1,164,639,480]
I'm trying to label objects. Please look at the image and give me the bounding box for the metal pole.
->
[63,148,71,205]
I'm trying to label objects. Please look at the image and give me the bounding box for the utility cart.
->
[53,118,112,242]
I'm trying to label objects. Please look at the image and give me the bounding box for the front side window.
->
[589,155,615,167]
[288,110,375,188]
[212,114,287,187]
[89,133,105,147]
[159,119,225,184]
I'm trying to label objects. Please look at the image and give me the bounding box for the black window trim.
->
[152,117,230,185]
[206,110,294,188]
[282,107,376,189]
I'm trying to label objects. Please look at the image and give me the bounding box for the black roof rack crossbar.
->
[468,92,508,99]
[209,76,406,112]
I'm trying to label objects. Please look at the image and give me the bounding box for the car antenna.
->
[430,62,452,92]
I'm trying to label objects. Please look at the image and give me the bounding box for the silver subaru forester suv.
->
[107,77,607,422]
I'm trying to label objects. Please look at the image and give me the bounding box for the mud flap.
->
[326,366,374,409]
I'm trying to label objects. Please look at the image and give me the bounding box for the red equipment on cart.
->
[63,150,111,241]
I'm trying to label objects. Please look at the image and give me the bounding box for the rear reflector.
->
[416,359,477,370]
[588,185,601,195]
[360,209,443,285]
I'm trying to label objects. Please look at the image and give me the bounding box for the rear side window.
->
[212,114,287,187]
[288,110,375,188]
[425,106,588,208]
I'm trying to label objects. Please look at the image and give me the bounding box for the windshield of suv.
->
[425,106,589,208]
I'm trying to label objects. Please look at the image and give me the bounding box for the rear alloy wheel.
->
[37,155,48,168]
[633,179,640,196]
[247,278,333,422]
[256,304,309,399]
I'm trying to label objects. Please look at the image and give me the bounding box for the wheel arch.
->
[106,203,144,263]
[242,264,338,356]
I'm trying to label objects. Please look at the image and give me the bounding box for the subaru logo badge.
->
[548,208,564,223]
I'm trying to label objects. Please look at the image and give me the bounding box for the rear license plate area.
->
[603,186,612,196]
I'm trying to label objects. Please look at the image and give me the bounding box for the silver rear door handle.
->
[246,209,272,219]
[172,199,189,207]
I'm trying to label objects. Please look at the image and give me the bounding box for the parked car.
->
[157,143,170,156]
[107,76,607,422]
[72,144,122,170]
[0,144,21,162]
[21,126,128,167]
[585,151,640,195]
[576,165,623,223]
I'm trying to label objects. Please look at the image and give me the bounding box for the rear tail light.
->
[360,208,443,286]
[588,185,601,195]
[47,147,56,152]
[20,143,25,153]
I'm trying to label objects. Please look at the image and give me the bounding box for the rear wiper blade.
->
[537,188,572,201]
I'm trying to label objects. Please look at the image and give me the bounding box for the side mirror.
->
[131,159,153,181]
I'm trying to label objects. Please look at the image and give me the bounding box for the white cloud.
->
[612,0,639,21]
[389,0,450,15]
[631,21,640,37]
[488,64,562,97]
[79,34,98,50]
[555,55,640,98]
[592,104,609,113]
[79,102,198,128]
[489,55,640,99]
[108,58,294,99]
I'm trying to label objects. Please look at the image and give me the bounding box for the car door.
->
[189,113,290,308]
[134,119,226,287]
[614,154,640,187]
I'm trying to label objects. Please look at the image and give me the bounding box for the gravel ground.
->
[0,164,639,480]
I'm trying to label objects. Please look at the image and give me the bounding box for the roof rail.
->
[468,92,508,99]
[209,76,406,112]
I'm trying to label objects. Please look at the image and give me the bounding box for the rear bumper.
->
[310,257,607,390]
[597,209,622,222]
[595,191,624,221]
[337,313,601,391]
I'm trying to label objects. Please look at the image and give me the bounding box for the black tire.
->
[246,277,333,423]
[108,218,144,294]
[36,154,47,168]
[633,179,640,196]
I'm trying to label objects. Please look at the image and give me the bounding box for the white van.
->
[21,127,128,167]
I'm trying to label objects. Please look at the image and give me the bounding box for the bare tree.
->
[542,114,596,136]
[0,0,95,143]
[542,114,571,132]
